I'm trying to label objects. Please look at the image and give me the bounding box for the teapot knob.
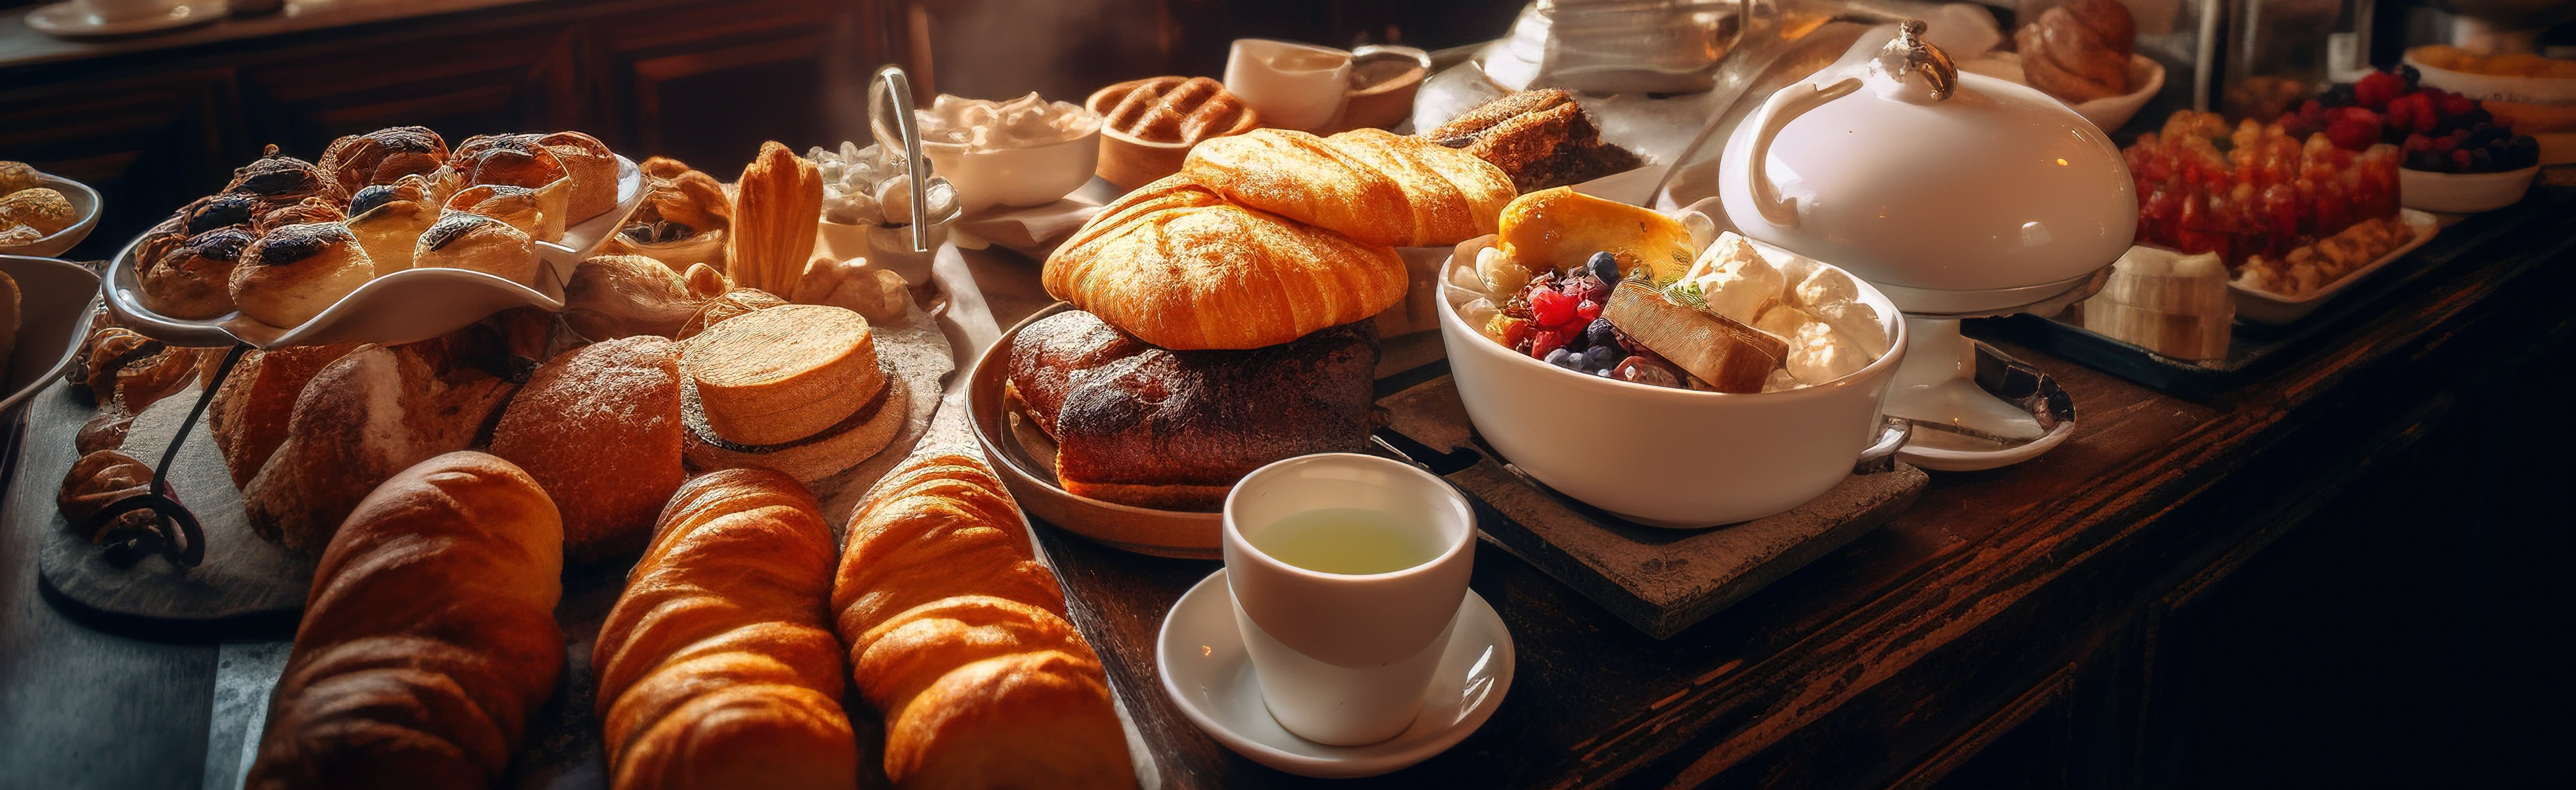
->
[1876,19,1957,102]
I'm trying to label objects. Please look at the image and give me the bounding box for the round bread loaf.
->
[1042,175,1406,350]
[488,336,685,562]
[229,222,375,328]
[143,227,254,319]
[681,361,908,484]
[681,304,884,446]
[413,212,537,285]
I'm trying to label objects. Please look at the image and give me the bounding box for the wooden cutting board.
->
[1373,372,1927,639]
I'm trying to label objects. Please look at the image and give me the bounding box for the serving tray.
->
[26,300,953,635]
[1981,185,2574,398]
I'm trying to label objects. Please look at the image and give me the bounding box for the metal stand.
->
[87,343,249,567]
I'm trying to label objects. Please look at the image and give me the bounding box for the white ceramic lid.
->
[1719,24,2137,298]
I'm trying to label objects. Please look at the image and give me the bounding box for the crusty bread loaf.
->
[593,468,857,790]
[208,343,363,489]
[246,451,563,790]
[1007,309,1379,511]
[1182,127,1514,247]
[681,305,882,446]
[243,343,518,552]
[488,336,685,563]
[230,223,376,328]
[832,452,1133,789]
[1043,175,1405,350]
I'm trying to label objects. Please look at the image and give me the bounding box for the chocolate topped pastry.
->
[348,183,404,216]
[1426,89,1644,192]
[453,133,567,190]
[413,212,536,285]
[346,174,438,274]
[315,126,450,195]
[229,223,375,328]
[224,145,345,207]
[183,193,261,235]
[253,197,348,236]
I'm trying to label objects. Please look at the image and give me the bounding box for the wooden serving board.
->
[1371,371,1928,640]
[27,303,954,637]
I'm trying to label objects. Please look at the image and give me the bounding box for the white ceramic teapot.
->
[1718,21,2135,315]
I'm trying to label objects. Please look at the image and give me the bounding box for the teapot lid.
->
[1718,23,2136,299]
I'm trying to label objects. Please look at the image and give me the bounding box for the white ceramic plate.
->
[1157,569,1513,779]
[2399,165,2539,215]
[0,174,102,259]
[104,155,646,348]
[0,256,103,419]
[25,0,225,37]
[2229,209,2440,325]
[1899,419,2075,472]
[1958,53,2165,133]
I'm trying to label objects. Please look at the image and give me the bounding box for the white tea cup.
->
[77,0,181,23]
[1221,453,1475,746]
[1223,39,1353,132]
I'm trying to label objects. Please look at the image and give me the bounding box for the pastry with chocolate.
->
[1425,89,1644,192]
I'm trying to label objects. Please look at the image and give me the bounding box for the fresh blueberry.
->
[1585,318,1619,350]
[1586,251,1620,284]
[1544,347,1575,369]
[1581,345,1620,371]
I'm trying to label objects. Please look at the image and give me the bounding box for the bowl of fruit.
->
[2283,65,2544,214]
[1434,188,1907,528]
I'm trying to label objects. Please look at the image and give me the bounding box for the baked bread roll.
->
[2018,0,2135,103]
[229,223,376,328]
[315,126,449,195]
[540,131,620,222]
[1044,175,1405,350]
[488,336,685,562]
[0,187,75,235]
[414,212,537,285]
[564,254,724,341]
[448,183,562,241]
[1095,76,1259,145]
[253,196,347,236]
[1182,127,1514,247]
[245,451,563,790]
[1008,309,1378,510]
[1425,89,1645,192]
[209,343,363,489]
[0,160,37,195]
[832,452,1133,789]
[224,146,344,208]
[594,468,857,790]
[142,227,253,319]
[453,133,568,190]
[345,175,439,274]
[244,343,518,552]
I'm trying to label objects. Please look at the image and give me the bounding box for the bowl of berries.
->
[1435,188,1907,528]
[2283,65,2544,214]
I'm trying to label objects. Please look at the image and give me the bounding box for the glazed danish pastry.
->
[229,223,375,327]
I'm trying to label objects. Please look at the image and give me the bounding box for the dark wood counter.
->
[961,187,2576,788]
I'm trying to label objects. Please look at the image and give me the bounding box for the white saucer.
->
[1156,569,1514,779]
[26,0,227,38]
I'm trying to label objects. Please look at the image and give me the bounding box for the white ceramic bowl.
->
[1432,249,1909,528]
[1958,53,2166,133]
[923,130,1102,215]
[2402,53,2576,104]
[2400,165,2539,214]
[0,255,102,418]
[0,173,102,259]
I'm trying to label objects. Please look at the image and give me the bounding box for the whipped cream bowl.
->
[1433,201,1908,528]
[916,92,1103,213]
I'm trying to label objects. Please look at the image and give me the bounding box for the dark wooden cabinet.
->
[0,0,899,262]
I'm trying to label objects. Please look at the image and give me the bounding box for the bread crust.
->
[1183,127,1513,247]
[488,336,685,563]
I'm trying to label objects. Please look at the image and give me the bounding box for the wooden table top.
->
[954,186,2576,788]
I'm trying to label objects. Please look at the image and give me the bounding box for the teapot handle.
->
[1742,76,1860,229]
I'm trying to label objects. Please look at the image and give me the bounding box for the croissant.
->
[1043,175,1405,350]
[1181,127,1515,247]
[246,452,564,790]
[832,452,1134,789]
[592,468,858,790]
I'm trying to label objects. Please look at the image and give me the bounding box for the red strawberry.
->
[2452,148,2473,171]
[2438,92,2477,118]
[2393,94,2439,134]
[2325,116,2380,151]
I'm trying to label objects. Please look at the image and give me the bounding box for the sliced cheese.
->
[681,304,884,445]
